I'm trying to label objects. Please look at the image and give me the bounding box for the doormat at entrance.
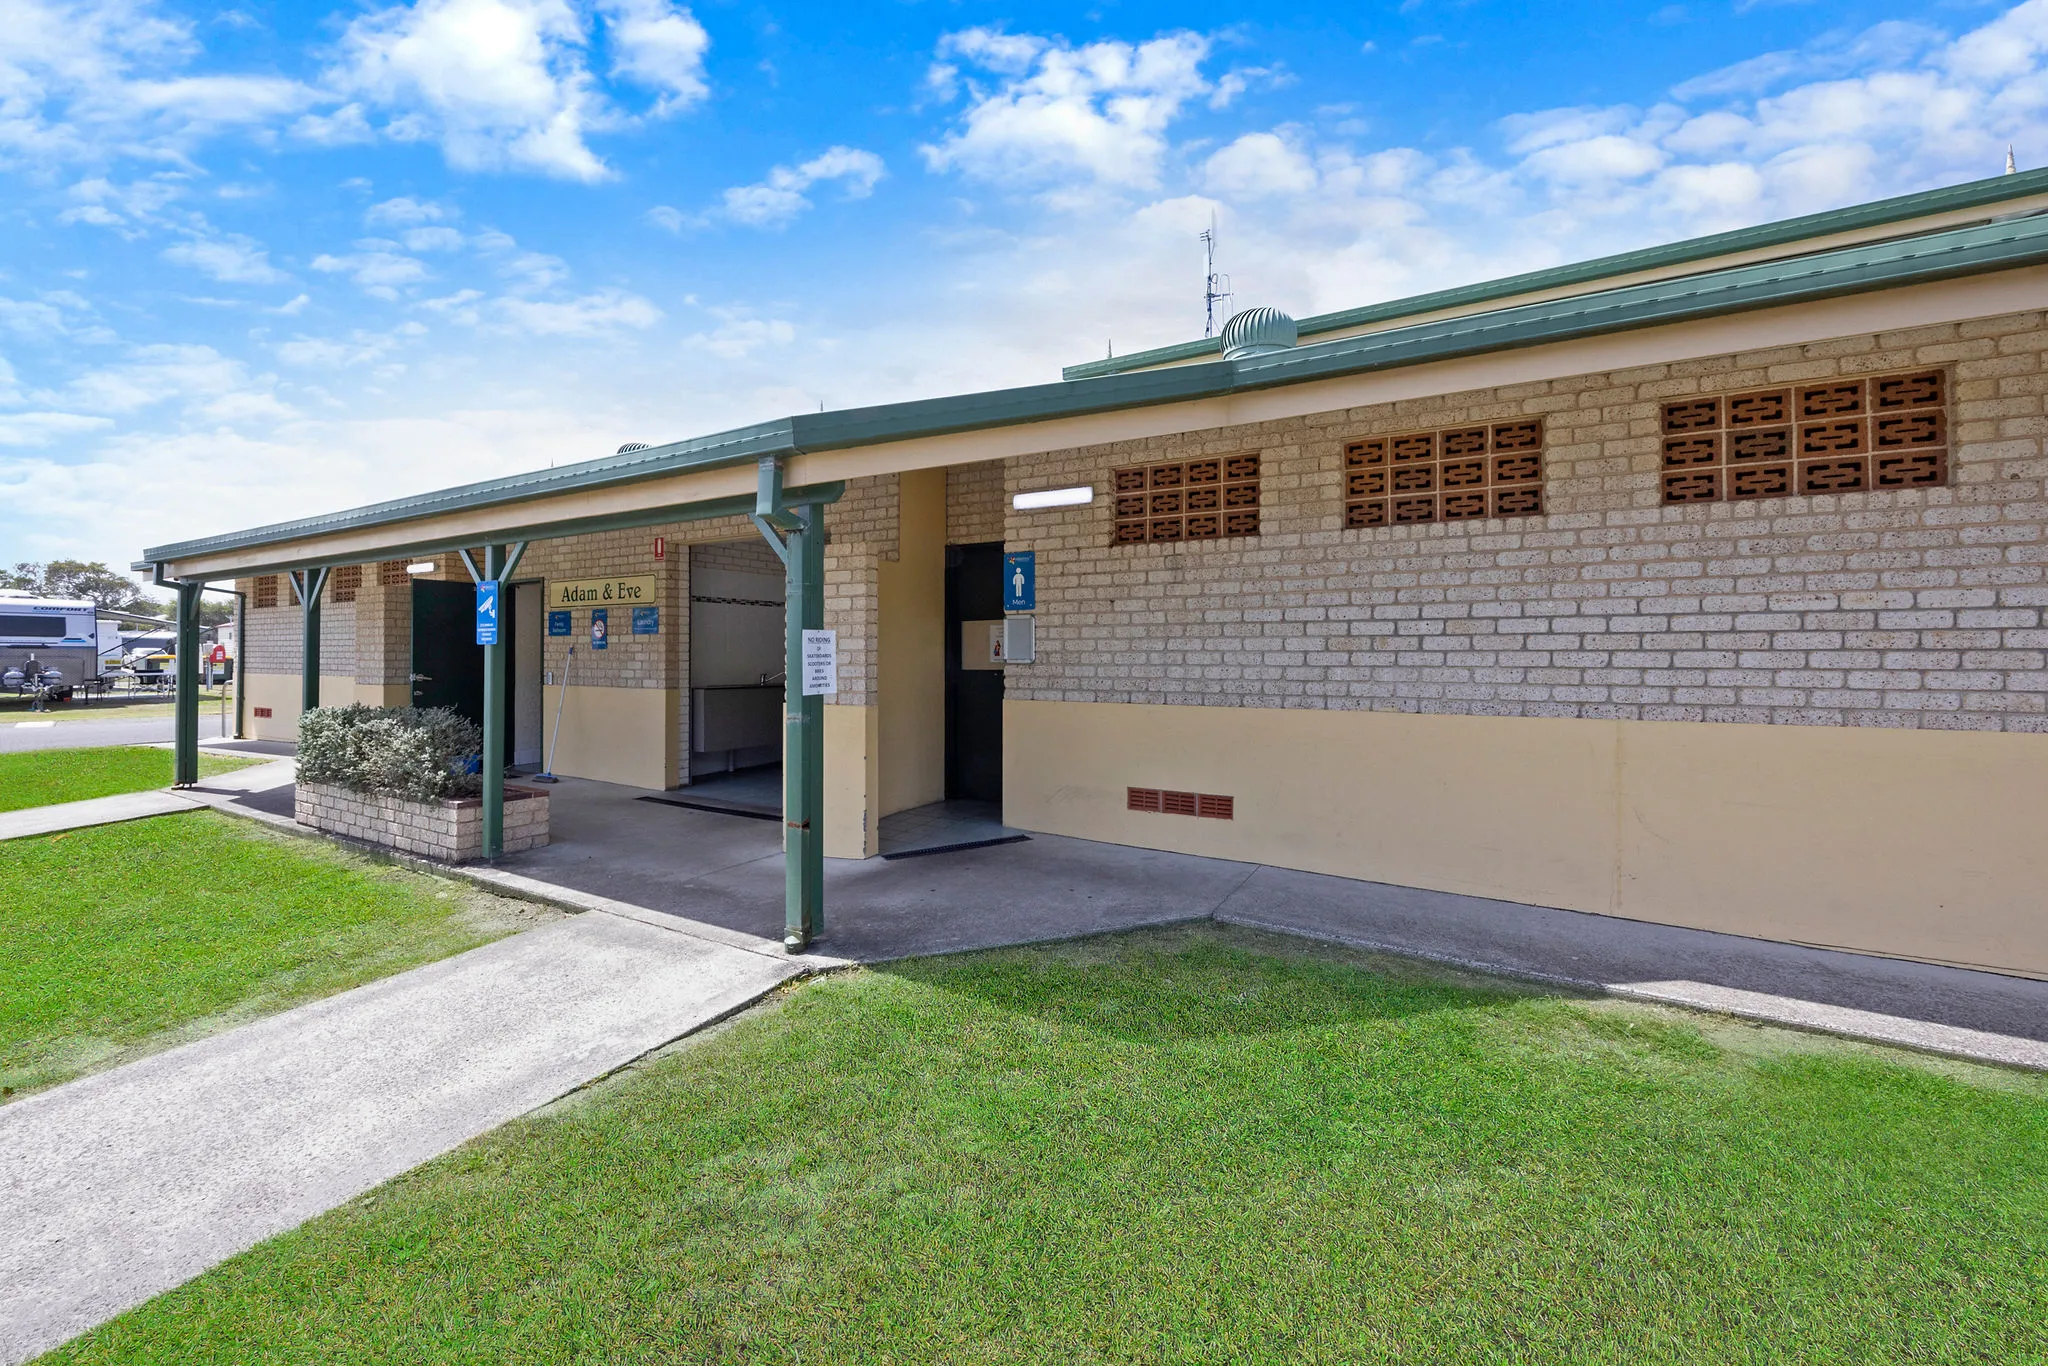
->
[881,834,1031,861]
[636,793,780,822]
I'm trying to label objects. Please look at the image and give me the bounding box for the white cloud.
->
[324,0,713,181]
[644,204,684,232]
[717,146,886,227]
[312,249,431,298]
[0,412,116,446]
[492,287,660,334]
[161,232,288,284]
[365,196,457,226]
[1202,132,1316,198]
[687,313,794,357]
[593,0,709,115]
[0,0,317,168]
[55,342,266,415]
[921,28,1214,194]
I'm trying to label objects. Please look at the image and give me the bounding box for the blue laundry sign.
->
[474,580,500,646]
[1002,550,1036,612]
[590,607,609,650]
[632,606,659,634]
[547,610,571,637]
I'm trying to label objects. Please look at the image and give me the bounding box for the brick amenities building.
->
[146,169,2048,976]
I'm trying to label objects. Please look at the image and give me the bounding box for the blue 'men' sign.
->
[474,580,500,646]
[547,610,571,637]
[1002,551,1036,612]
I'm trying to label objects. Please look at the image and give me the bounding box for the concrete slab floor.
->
[499,775,2048,1066]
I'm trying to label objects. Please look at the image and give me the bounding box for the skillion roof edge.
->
[145,212,2048,570]
[1061,166,2048,381]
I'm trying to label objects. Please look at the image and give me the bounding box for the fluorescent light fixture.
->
[406,561,437,575]
[1013,485,1094,510]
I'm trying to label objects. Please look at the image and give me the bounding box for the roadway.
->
[0,713,230,754]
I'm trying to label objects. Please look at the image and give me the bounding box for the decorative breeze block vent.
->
[1343,419,1545,530]
[379,559,412,586]
[1127,787,1234,819]
[1112,453,1261,546]
[253,575,278,608]
[1659,369,1948,505]
[331,565,363,604]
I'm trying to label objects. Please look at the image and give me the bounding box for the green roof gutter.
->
[144,210,2048,572]
[1063,166,2048,381]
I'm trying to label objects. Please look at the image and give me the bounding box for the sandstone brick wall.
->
[1001,310,2048,733]
[235,578,353,678]
[947,460,1006,544]
[296,780,549,861]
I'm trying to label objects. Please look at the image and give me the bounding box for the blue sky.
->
[5,0,2047,579]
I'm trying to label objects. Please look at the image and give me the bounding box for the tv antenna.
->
[1201,215,1232,337]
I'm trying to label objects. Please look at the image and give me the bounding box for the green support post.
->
[480,544,506,860]
[173,580,202,787]
[292,568,328,716]
[232,590,247,739]
[782,505,826,947]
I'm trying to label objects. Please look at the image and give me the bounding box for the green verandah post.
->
[753,456,833,950]
[464,542,527,861]
[290,567,329,717]
[172,579,202,787]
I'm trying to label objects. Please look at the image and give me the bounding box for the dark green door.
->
[945,542,1004,802]
[411,580,484,725]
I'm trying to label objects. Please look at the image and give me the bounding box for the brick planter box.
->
[295,781,549,863]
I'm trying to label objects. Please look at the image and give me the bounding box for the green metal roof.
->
[144,207,2048,572]
[1062,166,2048,381]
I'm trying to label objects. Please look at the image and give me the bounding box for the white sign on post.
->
[800,629,838,696]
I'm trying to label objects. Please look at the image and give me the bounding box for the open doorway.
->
[680,539,784,816]
[945,542,1004,802]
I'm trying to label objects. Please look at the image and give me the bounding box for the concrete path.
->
[0,913,811,1366]
[0,789,200,841]
[0,713,227,754]
[0,757,298,843]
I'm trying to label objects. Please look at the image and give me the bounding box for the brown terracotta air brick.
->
[253,575,278,608]
[1346,419,1547,531]
[1127,788,1235,819]
[331,565,363,604]
[379,559,411,586]
[1659,367,1945,506]
[253,706,273,718]
[1113,454,1262,546]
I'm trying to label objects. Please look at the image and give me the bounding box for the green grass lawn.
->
[0,744,260,812]
[46,925,2048,1365]
[1,810,556,1099]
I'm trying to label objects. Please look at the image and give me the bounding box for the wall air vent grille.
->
[1344,419,1545,529]
[1112,453,1261,546]
[1660,369,1948,504]
[1127,787,1234,819]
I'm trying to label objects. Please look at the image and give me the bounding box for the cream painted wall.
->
[877,467,947,817]
[824,702,879,858]
[242,672,364,741]
[541,684,679,790]
[1005,700,2048,980]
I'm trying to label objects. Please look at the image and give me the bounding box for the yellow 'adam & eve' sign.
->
[546,576,656,609]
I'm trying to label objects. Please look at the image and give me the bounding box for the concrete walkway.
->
[0,913,813,1366]
[0,756,298,843]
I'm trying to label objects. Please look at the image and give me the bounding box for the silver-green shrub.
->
[297,704,483,801]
